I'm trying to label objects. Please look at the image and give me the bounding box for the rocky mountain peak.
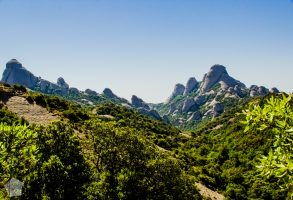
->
[131,95,150,110]
[166,83,185,103]
[6,59,23,68]
[200,64,243,92]
[57,77,69,89]
[183,77,198,96]
[2,59,38,88]
[103,88,117,99]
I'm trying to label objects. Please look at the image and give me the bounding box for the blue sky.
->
[0,0,292,103]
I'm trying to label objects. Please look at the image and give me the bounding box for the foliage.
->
[179,94,290,199]
[243,94,293,198]
[84,120,200,200]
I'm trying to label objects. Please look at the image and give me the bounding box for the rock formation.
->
[166,83,185,103]
[160,64,279,125]
[200,64,244,92]
[131,95,150,110]
[57,77,69,89]
[183,77,198,95]
[85,89,98,96]
[2,59,38,88]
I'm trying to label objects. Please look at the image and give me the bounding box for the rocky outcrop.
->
[136,108,161,120]
[160,64,280,125]
[131,95,162,120]
[270,87,280,93]
[182,98,198,113]
[200,65,244,92]
[213,103,224,114]
[85,89,97,96]
[131,95,150,110]
[249,85,269,97]
[166,83,185,103]
[57,77,69,89]
[194,95,206,106]
[184,77,198,95]
[187,111,202,122]
[69,87,80,95]
[103,88,118,99]
[2,59,38,88]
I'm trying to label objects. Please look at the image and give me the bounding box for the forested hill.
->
[0,83,202,199]
[0,83,291,199]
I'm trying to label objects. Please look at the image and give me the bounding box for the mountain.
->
[1,59,161,120]
[154,64,280,127]
[0,63,291,199]
[1,59,281,126]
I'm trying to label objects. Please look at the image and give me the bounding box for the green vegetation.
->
[0,88,201,199]
[243,94,293,198]
[0,84,292,199]
[178,94,292,199]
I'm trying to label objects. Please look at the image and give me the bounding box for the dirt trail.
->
[196,182,225,200]
[5,96,59,126]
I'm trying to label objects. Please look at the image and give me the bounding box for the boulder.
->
[194,95,206,106]
[187,111,202,122]
[183,77,198,95]
[167,103,177,115]
[213,103,224,113]
[57,77,69,89]
[166,83,185,103]
[182,98,198,113]
[257,86,269,96]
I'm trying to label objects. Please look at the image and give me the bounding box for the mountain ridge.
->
[1,59,280,127]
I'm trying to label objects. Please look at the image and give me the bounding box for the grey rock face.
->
[182,98,198,113]
[249,85,269,96]
[194,95,206,106]
[258,86,269,96]
[167,103,177,115]
[183,77,198,95]
[85,89,97,96]
[213,103,224,113]
[57,77,69,89]
[137,108,161,120]
[131,95,150,110]
[270,87,280,93]
[187,111,202,122]
[200,64,244,92]
[69,87,80,95]
[2,59,38,88]
[166,83,185,103]
[103,88,118,99]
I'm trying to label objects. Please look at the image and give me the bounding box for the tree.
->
[243,94,293,198]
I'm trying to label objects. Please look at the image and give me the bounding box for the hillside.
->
[0,84,203,199]
[0,83,292,199]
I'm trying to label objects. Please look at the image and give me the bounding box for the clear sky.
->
[0,0,292,103]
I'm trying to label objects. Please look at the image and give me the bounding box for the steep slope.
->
[0,83,205,199]
[155,64,280,127]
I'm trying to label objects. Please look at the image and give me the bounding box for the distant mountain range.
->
[1,59,280,126]
[1,59,162,120]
